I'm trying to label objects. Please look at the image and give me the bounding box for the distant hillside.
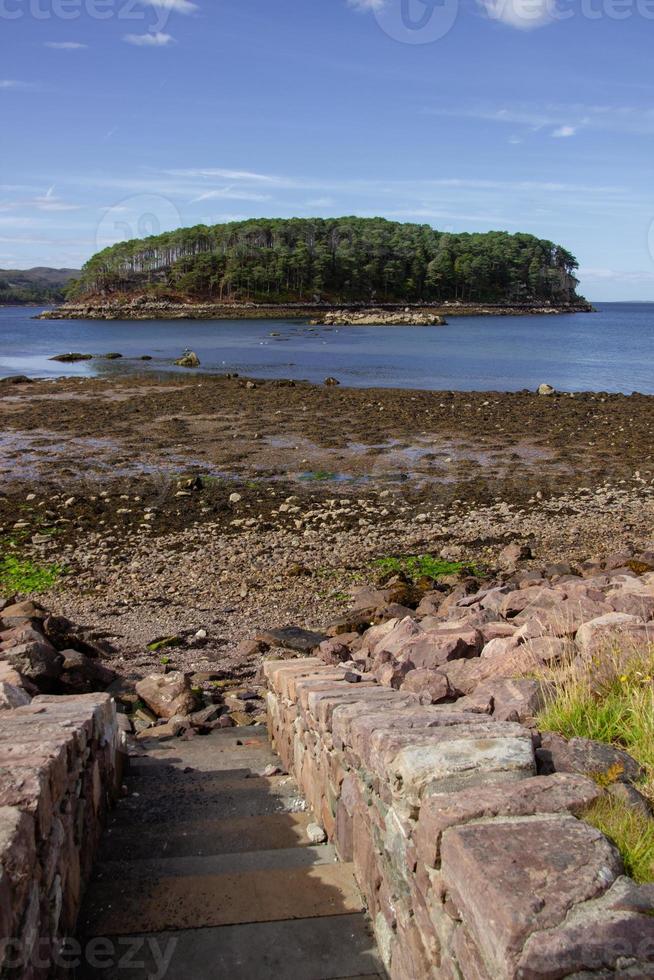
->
[69,217,583,307]
[0,267,80,305]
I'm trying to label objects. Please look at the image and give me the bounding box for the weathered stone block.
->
[441,815,622,978]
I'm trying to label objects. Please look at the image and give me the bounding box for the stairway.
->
[77,725,384,979]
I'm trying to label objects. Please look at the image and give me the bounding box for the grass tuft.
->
[583,795,654,883]
[536,647,654,793]
[0,555,63,596]
[373,554,475,581]
[537,644,654,881]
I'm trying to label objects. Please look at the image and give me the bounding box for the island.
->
[39,216,593,320]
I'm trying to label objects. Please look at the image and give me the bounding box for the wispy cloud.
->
[0,80,33,91]
[0,186,81,213]
[123,32,174,46]
[44,41,87,50]
[164,167,284,184]
[191,188,272,203]
[425,101,654,137]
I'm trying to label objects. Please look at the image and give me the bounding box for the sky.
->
[1,0,654,300]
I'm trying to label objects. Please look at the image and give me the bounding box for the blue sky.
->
[1,0,654,299]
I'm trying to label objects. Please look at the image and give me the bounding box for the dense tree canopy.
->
[72,217,582,305]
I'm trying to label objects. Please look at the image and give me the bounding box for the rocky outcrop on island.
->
[37,296,594,321]
[309,308,447,326]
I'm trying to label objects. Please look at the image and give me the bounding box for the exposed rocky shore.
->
[309,309,447,326]
[37,297,595,321]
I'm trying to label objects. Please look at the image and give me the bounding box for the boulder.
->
[442,815,622,978]
[537,383,555,395]
[400,668,451,703]
[0,676,31,709]
[59,650,116,692]
[396,627,482,671]
[3,638,62,689]
[174,351,200,368]
[257,626,329,653]
[575,612,645,655]
[318,637,355,666]
[370,617,423,659]
[536,732,644,785]
[456,678,552,724]
[498,543,532,571]
[135,672,197,720]
[480,636,519,660]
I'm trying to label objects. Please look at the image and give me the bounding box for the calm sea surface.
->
[0,302,652,393]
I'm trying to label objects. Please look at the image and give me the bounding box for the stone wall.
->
[0,693,121,978]
[265,659,654,979]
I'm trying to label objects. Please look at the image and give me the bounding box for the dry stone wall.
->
[265,658,654,978]
[0,693,121,979]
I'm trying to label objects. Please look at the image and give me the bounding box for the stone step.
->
[97,811,315,860]
[109,774,304,825]
[91,844,339,881]
[80,861,365,936]
[77,914,384,980]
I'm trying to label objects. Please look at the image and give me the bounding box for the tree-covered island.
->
[66,217,586,309]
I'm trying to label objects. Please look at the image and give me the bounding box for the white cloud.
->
[44,41,87,50]
[123,32,174,46]
[480,0,555,29]
[141,0,198,11]
[552,125,576,138]
[347,0,386,9]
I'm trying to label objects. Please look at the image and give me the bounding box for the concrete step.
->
[77,914,384,979]
[79,725,385,979]
[80,861,365,936]
[91,844,339,882]
[97,811,315,861]
[109,774,304,825]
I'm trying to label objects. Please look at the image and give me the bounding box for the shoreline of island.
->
[37,298,596,321]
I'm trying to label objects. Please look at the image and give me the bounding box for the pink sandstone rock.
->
[415,772,601,868]
[441,815,622,978]
[400,669,451,703]
[135,671,197,720]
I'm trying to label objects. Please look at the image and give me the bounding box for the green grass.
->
[372,554,475,581]
[0,555,63,596]
[583,795,654,883]
[536,649,654,792]
[146,636,183,653]
[537,645,654,882]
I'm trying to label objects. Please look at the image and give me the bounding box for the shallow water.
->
[1,302,653,393]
